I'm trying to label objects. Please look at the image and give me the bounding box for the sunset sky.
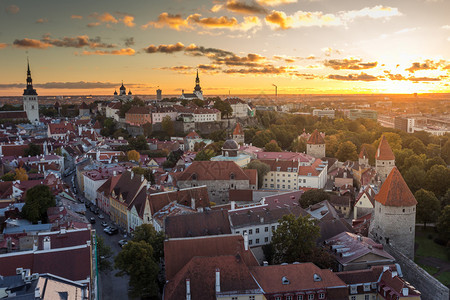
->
[1,0,450,96]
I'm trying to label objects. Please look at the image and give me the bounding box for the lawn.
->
[436,272,450,286]
[417,263,439,275]
[415,227,448,261]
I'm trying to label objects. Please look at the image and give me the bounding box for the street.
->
[64,172,130,300]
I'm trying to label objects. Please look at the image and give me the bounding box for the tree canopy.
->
[299,189,330,208]
[415,189,441,228]
[127,150,141,162]
[246,160,270,189]
[24,143,41,157]
[161,116,175,136]
[22,185,56,224]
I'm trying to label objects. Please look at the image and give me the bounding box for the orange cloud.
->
[5,5,19,15]
[36,18,48,24]
[224,0,267,14]
[13,38,51,49]
[406,60,440,72]
[0,43,8,49]
[122,15,135,27]
[142,13,189,30]
[71,15,83,19]
[327,72,379,81]
[89,12,118,24]
[256,0,297,6]
[81,48,135,56]
[324,59,377,70]
[144,42,185,53]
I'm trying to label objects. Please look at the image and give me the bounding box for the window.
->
[363,284,370,292]
[297,296,303,300]
[365,295,370,300]
[256,228,260,234]
[276,297,281,300]
[272,225,275,231]
[318,294,325,299]
[243,230,247,234]
[287,296,293,300]
[236,231,240,234]
[265,226,269,232]
[249,297,255,300]
[249,239,253,245]
[249,229,253,235]
[308,295,314,300]
[350,285,357,294]
[351,297,356,300]
[265,237,268,242]
[256,238,259,244]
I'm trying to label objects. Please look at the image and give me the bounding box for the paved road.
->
[64,172,130,300]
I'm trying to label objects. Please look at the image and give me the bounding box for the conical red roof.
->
[375,167,417,207]
[307,129,325,145]
[233,123,243,135]
[359,145,369,159]
[375,135,395,160]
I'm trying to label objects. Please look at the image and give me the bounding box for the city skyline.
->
[1,0,450,96]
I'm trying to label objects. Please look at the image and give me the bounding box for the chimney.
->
[231,201,236,210]
[244,232,249,251]
[43,236,51,250]
[141,175,144,182]
[186,278,191,300]
[113,170,117,176]
[402,288,409,296]
[215,268,220,293]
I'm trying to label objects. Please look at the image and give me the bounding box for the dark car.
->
[89,217,96,224]
[107,227,118,235]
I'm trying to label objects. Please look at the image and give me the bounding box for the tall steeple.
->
[194,69,201,92]
[24,58,37,96]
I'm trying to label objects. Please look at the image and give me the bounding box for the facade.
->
[313,108,336,118]
[79,102,90,117]
[23,61,39,124]
[233,122,245,144]
[125,106,152,126]
[151,107,177,124]
[369,167,417,259]
[375,135,395,182]
[307,129,326,158]
[260,158,328,190]
[176,161,256,203]
[96,175,122,215]
[348,109,378,120]
[394,117,415,133]
[354,186,376,219]
[224,98,248,118]
[47,122,76,139]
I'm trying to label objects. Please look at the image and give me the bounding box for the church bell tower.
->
[23,59,39,124]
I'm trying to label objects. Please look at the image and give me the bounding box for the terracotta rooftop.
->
[307,129,325,145]
[79,102,89,109]
[233,123,243,135]
[177,161,251,182]
[375,135,395,161]
[375,167,417,207]
[359,145,369,159]
[165,210,231,238]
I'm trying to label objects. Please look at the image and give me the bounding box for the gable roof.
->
[164,234,259,281]
[112,171,146,206]
[233,123,243,135]
[164,255,260,300]
[375,167,417,207]
[307,129,325,145]
[165,210,231,238]
[178,161,251,182]
[359,145,369,159]
[375,135,395,160]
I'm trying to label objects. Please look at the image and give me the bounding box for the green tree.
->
[101,118,116,136]
[24,143,42,157]
[132,224,165,262]
[1,172,15,181]
[415,189,441,228]
[143,122,152,137]
[426,143,441,158]
[252,130,276,148]
[425,156,446,171]
[271,214,320,264]
[324,135,339,157]
[360,143,376,165]
[209,130,227,142]
[299,189,330,208]
[161,116,175,136]
[115,241,159,299]
[22,185,56,224]
[290,137,307,153]
[118,97,145,118]
[132,167,155,184]
[335,141,358,162]
[246,160,270,189]
[194,148,215,161]
[441,140,450,164]
[97,235,112,271]
[437,205,450,242]
[409,139,426,155]
[264,140,282,152]
[425,165,450,198]
[128,135,149,151]
[213,99,233,118]
[374,132,402,152]
[441,189,450,209]
[403,166,426,194]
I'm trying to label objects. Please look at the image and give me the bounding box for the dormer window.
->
[230,173,235,180]
[192,173,197,180]
[287,167,291,172]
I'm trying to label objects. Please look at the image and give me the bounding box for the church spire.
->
[24,58,37,96]
[194,69,202,92]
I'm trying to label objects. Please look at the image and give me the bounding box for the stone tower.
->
[23,60,39,124]
[306,129,325,158]
[232,123,244,145]
[358,145,369,166]
[375,135,395,182]
[369,167,417,259]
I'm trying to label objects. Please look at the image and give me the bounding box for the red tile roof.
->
[375,135,395,160]
[307,129,325,145]
[165,210,231,238]
[375,167,417,207]
[359,145,369,159]
[164,234,259,280]
[250,263,347,294]
[178,161,251,182]
[233,123,243,135]
[48,123,76,135]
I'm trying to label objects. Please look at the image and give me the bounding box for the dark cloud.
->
[5,5,19,15]
[197,64,222,70]
[143,42,185,54]
[327,72,379,81]
[224,65,287,74]
[386,73,407,80]
[124,37,135,47]
[13,39,51,49]
[406,60,439,72]
[225,0,268,14]
[324,59,377,70]
[408,76,441,82]
[185,44,234,57]
[214,53,266,67]
[41,35,116,49]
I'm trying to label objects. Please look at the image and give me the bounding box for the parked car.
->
[104,226,112,233]
[89,217,96,224]
[98,214,104,219]
[101,221,108,227]
[118,239,128,248]
[107,227,118,235]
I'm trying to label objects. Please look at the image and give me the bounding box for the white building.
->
[312,109,335,119]
[224,98,248,118]
[23,61,39,124]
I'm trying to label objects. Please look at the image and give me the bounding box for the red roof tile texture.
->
[307,129,325,145]
[375,167,417,207]
[233,123,243,135]
[178,161,251,182]
[375,135,395,160]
